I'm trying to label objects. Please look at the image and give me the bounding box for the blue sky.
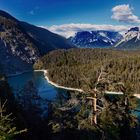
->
[0,0,140,37]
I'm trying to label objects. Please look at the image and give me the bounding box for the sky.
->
[0,0,140,37]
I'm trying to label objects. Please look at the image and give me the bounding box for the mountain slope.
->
[0,10,40,74]
[68,31,122,48]
[0,10,73,75]
[20,22,73,55]
[115,27,140,49]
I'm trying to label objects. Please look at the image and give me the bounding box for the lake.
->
[7,71,140,118]
[7,71,58,100]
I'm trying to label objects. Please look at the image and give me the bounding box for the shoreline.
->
[34,70,83,92]
[8,69,140,99]
[35,70,140,99]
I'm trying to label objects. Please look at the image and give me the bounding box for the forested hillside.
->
[34,48,140,140]
[34,48,140,94]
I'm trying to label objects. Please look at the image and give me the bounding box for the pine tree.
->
[0,100,27,140]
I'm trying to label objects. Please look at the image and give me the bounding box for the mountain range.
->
[68,27,140,50]
[68,31,123,48]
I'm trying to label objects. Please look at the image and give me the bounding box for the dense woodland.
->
[33,48,140,140]
[34,48,140,94]
[2,77,137,140]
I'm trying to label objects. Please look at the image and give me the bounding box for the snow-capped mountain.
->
[115,27,140,49]
[68,31,123,48]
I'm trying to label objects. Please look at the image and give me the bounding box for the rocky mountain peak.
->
[128,27,139,32]
[68,30,122,48]
[114,27,140,49]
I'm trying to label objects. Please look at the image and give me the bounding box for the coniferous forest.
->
[34,48,140,93]
[33,48,140,140]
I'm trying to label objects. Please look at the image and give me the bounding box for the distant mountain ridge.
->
[68,30,123,48]
[0,10,73,75]
[114,27,140,49]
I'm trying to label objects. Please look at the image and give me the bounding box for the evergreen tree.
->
[0,100,27,140]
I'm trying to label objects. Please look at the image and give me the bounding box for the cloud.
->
[43,23,131,38]
[111,4,140,24]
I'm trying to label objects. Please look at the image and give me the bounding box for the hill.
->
[34,48,140,94]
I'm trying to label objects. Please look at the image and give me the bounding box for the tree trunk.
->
[91,93,97,125]
[93,94,97,124]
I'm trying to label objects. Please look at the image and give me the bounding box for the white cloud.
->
[111,4,140,24]
[43,23,131,38]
